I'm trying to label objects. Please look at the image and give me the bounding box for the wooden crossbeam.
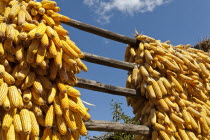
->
[76,78,140,97]
[85,120,151,136]
[62,19,138,47]
[82,52,135,70]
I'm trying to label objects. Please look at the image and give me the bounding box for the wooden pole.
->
[62,19,139,47]
[82,52,135,70]
[85,120,151,136]
[76,78,140,97]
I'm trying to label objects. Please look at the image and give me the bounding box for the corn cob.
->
[20,109,31,135]
[56,115,67,135]
[45,105,54,128]
[3,96,10,110]
[6,124,15,140]
[63,109,77,131]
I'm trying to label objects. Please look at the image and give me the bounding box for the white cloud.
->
[83,0,171,23]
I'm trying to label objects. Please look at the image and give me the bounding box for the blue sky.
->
[56,0,210,139]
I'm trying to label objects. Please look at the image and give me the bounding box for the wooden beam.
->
[82,52,135,70]
[76,78,139,97]
[85,120,151,136]
[62,19,139,47]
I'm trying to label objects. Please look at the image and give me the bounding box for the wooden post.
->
[62,19,139,47]
[82,52,135,70]
[76,78,140,97]
[85,120,151,136]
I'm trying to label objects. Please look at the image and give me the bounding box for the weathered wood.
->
[62,19,138,46]
[85,120,151,136]
[76,78,139,97]
[82,52,135,70]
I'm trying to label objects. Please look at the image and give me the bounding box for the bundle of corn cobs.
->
[125,34,210,140]
[0,0,90,139]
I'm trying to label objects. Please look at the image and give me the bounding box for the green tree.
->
[105,100,138,140]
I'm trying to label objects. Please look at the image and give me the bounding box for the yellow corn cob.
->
[74,112,87,136]
[28,111,39,137]
[65,37,83,56]
[187,107,201,118]
[187,112,198,130]
[43,14,55,26]
[36,45,46,64]
[170,75,183,92]
[0,22,7,38]
[6,124,15,140]
[186,131,199,140]
[45,105,54,128]
[20,109,31,135]
[178,128,190,140]
[9,3,21,18]
[62,52,77,66]
[24,71,36,88]
[59,92,70,110]
[6,25,15,41]
[3,95,10,110]
[33,78,44,95]
[8,86,19,107]
[144,49,153,62]
[75,97,91,120]
[153,123,165,131]
[54,48,63,68]
[54,95,63,116]
[46,26,56,38]
[0,82,8,106]
[0,42,4,56]
[169,112,184,124]
[35,22,47,38]
[56,115,67,135]
[18,9,26,25]
[76,58,88,72]
[15,44,23,61]
[62,40,79,58]
[48,40,57,58]
[147,84,156,99]
[42,1,57,9]
[31,87,46,105]
[4,6,11,19]
[22,22,36,31]
[48,84,57,104]
[199,116,210,134]
[63,109,77,131]
[27,27,37,40]
[199,63,209,77]
[51,13,70,22]
[13,114,23,133]
[151,80,162,99]
[54,26,68,36]
[66,85,81,98]
[157,99,169,112]
[40,33,49,47]
[2,109,14,130]
[159,131,170,140]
